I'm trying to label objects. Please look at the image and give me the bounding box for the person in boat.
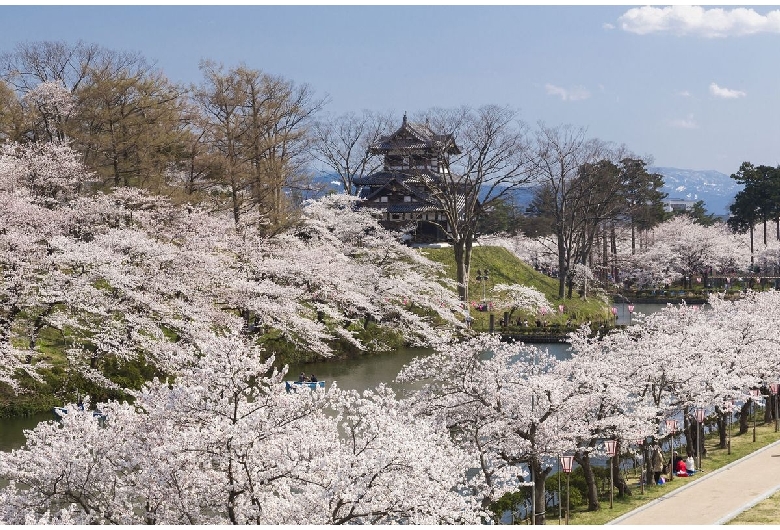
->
[298,372,308,382]
[310,374,318,383]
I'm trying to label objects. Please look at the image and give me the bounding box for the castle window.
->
[404,196,411,202]
[380,196,388,203]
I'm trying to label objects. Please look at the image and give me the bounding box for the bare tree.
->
[191,61,326,232]
[422,105,531,302]
[527,123,607,299]
[310,110,393,195]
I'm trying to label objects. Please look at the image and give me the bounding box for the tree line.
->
[0,39,753,305]
[0,41,325,235]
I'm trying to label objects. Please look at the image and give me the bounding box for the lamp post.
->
[604,439,617,509]
[726,400,733,455]
[627,304,634,325]
[771,383,779,433]
[476,268,489,303]
[560,455,574,525]
[611,306,618,323]
[694,408,706,472]
[557,452,562,525]
[750,388,760,442]
[636,438,645,494]
[665,419,677,481]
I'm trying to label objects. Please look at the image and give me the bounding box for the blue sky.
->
[1,5,778,175]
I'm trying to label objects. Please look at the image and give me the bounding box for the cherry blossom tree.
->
[490,283,553,319]
[0,332,480,524]
[625,216,746,290]
[397,334,583,524]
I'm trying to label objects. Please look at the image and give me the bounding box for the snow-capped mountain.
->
[309,167,742,216]
[650,167,740,216]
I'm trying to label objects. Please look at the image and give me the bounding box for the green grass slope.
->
[420,245,611,330]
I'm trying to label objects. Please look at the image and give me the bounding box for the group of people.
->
[298,372,318,383]
[651,442,696,484]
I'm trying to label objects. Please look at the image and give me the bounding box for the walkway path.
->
[609,439,780,525]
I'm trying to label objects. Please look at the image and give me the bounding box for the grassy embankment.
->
[420,245,612,331]
[1,245,607,416]
[546,419,780,525]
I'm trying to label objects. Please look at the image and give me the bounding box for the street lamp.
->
[770,383,780,433]
[725,399,733,455]
[750,388,760,443]
[604,439,617,509]
[627,304,635,325]
[560,455,574,525]
[694,408,706,472]
[665,419,678,481]
[635,438,645,494]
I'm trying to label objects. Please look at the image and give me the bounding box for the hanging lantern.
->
[560,455,574,473]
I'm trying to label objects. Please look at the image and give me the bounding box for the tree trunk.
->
[739,401,750,435]
[575,452,600,512]
[613,448,632,497]
[453,239,468,302]
[531,457,550,525]
[683,411,695,457]
[557,236,567,300]
[716,408,728,449]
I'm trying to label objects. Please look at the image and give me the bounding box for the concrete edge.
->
[714,482,780,525]
[606,438,780,525]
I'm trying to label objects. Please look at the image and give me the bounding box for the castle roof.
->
[369,113,460,155]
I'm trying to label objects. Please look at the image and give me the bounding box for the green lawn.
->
[546,421,780,525]
[419,245,611,331]
[727,489,780,525]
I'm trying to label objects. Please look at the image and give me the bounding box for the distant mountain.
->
[650,167,740,216]
[308,167,741,216]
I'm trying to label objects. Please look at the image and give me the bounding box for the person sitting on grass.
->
[675,457,689,477]
[685,454,696,475]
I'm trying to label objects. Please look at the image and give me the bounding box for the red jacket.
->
[675,458,689,476]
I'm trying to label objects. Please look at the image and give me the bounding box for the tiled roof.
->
[354,169,440,186]
[369,115,460,154]
[387,203,439,213]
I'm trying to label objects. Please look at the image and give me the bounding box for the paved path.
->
[609,439,780,525]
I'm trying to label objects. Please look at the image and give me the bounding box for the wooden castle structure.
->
[353,114,461,244]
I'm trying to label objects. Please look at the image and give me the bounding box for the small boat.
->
[285,380,325,392]
[53,405,107,421]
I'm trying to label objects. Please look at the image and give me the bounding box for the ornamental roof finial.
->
[402,112,407,126]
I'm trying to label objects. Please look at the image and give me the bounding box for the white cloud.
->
[669,114,698,129]
[709,83,746,99]
[618,6,780,37]
[602,22,615,30]
[544,83,590,101]
[676,90,691,97]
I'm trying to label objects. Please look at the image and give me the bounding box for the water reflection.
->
[1,304,675,452]
[287,342,573,395]
[0,412,56,453]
